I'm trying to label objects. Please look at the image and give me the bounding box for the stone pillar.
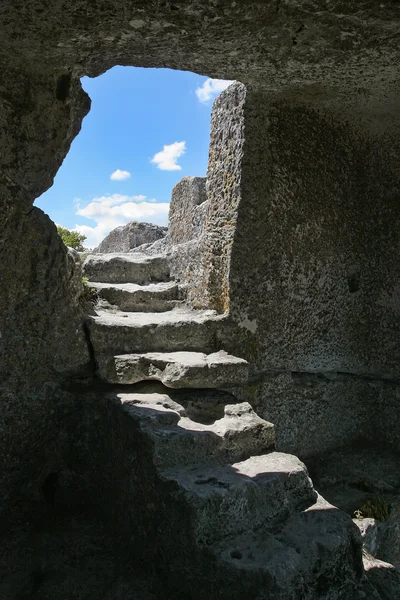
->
[199,82,246,312]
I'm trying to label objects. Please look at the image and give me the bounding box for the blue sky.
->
[35,66,232,248]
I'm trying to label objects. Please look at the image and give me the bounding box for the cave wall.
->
[223,88,400,456]
[0,70,91,516]
[1,0,400,517]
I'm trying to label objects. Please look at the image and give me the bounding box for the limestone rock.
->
[95,221,167,253]
[362,553,400,599]
[212,494,363,600]
[163,452,317,546]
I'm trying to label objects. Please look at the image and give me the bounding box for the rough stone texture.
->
[3,1,400,597]
[98,350,248,388]
[247,373,374,459]
[95,221,167,253]
[307,443,400,585]
[362,554,400,599]
[0,210,91,516]
[168,177,207,245]
[164,452,317,546]
[227,90,400,379]
[72,390,365,600]
[198,82,400,457]
[0,209,89,387]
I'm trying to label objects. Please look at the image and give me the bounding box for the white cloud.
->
[75,194,169,249]
[110,169,131,181]
[195,78,234,103]
[151,141,186,171]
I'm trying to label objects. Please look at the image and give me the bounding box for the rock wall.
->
[95,221,167,253]
[0,70,91,517]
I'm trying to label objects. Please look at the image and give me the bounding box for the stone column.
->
[198,82,246,312]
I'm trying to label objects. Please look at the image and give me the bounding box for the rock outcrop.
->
[95,221,167,253]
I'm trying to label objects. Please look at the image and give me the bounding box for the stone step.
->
[88,307,223,356]
[115,390,275,470]
[90,281,185,312]
[210,494,363,599]
[162,452,317,547]
[98,350,249,388]
[83,252,170,284]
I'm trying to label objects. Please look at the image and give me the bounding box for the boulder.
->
[95,221,167,253]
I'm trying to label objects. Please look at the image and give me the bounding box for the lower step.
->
[90,281,185,312]
[114,389,275,470]
[88,307,223,355]
[162,452,317,546]
[98,350,249,388]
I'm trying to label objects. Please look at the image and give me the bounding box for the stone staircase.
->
[82,252,364,599]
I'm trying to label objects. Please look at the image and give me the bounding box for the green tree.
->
[57,225,87,252]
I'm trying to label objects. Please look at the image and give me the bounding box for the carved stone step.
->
[90,281,185,312]
[98,350,248,388]
[115,391,275,470]
[83,252,170,284]
[88,307,223,356]
[162,452,317,546]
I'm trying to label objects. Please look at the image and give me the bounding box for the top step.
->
[83,253,170,284]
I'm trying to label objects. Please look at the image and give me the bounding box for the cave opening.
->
[35,65,227,252]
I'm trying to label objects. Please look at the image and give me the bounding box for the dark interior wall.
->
[225,89,400,455]
[0,70,92,516]
[230,92,400,377]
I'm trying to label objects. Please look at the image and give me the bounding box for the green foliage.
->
[57,225,87,252]
[80,276,97,306]
[354,495,390,521]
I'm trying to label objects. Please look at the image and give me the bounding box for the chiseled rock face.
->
[95,221,167,253]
